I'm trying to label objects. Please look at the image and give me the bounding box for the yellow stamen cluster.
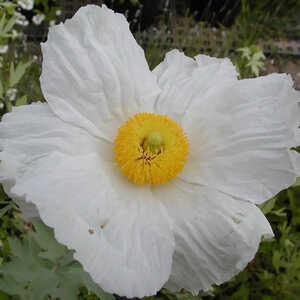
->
[114,113,189,185]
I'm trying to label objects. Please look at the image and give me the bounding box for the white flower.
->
[0,102,4,109]
[14,12,29,26]
[18,0,34,10]
[32,13,45,25]
[0,44,8,54]
[49,20,56,27]
[56,9,62,16]
[12,30,21,39]
[0,5,299,298]
[6,88,17,101]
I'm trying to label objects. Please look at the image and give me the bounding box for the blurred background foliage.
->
[0,0,300,299]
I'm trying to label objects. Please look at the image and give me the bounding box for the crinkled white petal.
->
[152,179,273,294]
[11,152,175,298]
[179,73,300,204]
[152,50,237,124]
[0,102,107,220]
[41,5,160,141]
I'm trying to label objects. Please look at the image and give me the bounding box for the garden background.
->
[0,0,300,299]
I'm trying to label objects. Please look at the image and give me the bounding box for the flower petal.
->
[41,5,160,141]
[181,73,300,204]
[11,152,175,298]
[0,102,107,220]
[153,179,273,294]
[152,50,237,124]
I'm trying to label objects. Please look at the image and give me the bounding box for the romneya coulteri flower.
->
[18,0,34,11]
[0,5,299,298]
[0,44,8,54]
[6,88,17,102]
[32,13,45,25]
[14,11,29,27]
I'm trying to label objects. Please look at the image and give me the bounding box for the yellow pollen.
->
[114,112,189,185]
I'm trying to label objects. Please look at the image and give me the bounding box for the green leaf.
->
[232,284,249,300]
[237,47,251,59]
[0,185,8,200]
[287,187,300,226]
[0,290,10,300]
[0,80,3,98]
[262,296,273,300]
[4,15,16,34]
[53,263,114,300]
[15,95,27,106]
[30,219,68,262]
[272,250,281,273]
[0,13,16,37]
[0,204,12,218]
[0,275,30,300]
[271,207,287,217]
[260,197,276,215]
[130,0,139,5]
[292,177,300,187]
[5,100,12,112]
[9,61,31,87]
[0,220,114,300]
[0,14,6,36]
[2,237,51,283]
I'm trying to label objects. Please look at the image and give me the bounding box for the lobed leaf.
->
[0,220,114,300]
[9,61,32,88]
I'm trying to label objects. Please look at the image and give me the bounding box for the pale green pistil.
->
[143,132,163,153]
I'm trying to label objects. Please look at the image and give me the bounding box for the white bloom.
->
[6,88,17,101]
[49,20,56,27]
[18,0,34,10]
[12,30,21,39]
[14,12,29,26]
[32,13,45,25]
[0,102,4,109]
[56,9,62,16]
[0,44,8,54]
[0,5,299,298]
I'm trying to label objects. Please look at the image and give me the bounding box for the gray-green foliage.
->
[0,2,32,112]
[243,0,300,40]
[0,57,32,112]
[0,13,16,39]
[0,220,114,300]
[236,45,266,78]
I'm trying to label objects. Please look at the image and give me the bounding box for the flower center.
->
[114,113,189,185]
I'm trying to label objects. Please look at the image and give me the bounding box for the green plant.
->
[236,45,265,78]
[236,0,300,41]
[0,219,114,300]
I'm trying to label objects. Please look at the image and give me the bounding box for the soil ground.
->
[265,57,300,90]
